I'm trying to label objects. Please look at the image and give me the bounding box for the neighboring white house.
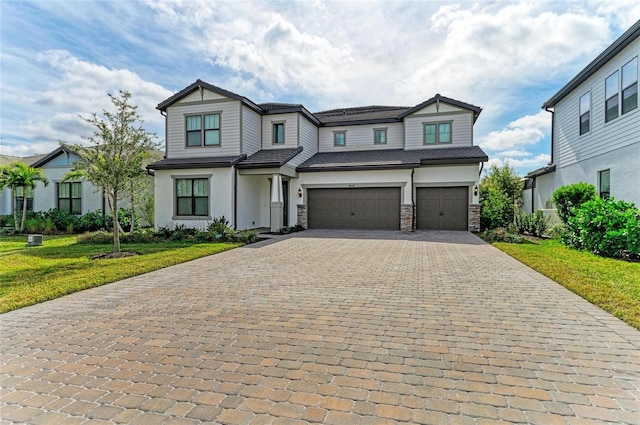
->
[523,20,640,213]
[0,147,105,217]
[148,80,488,232]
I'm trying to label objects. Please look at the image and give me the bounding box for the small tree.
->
[0,162,49,232]
[552,182,596,224]
[61,90,158,253]
[479,162,522,229]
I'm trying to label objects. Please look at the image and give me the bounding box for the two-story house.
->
[148,80,488,232]
[523,20,639,214]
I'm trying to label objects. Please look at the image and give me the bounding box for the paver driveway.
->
[1,230,639,425]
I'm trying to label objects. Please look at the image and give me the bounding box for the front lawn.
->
[0,235,240,313]
[493,238,640,330]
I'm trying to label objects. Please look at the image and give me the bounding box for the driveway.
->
[1,230,639,424]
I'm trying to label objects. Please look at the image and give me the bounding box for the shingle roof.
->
[259,102,304,110]
[0,154,46,166]
[314,106,410,124]
[543,20,640,108]
[297,146,488,172]
[236,148,303,169]
[147,155,247,170]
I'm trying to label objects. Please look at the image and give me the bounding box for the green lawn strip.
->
[0,235,240,313]
[493,239,640,330]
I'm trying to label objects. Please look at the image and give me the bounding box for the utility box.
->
[26,234,43,247]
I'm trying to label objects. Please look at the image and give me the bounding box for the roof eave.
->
[542,21,640,108]
[297,163,418,172]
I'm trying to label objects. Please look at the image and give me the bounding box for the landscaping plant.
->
[552,182,596,224]
[479,163,522,229]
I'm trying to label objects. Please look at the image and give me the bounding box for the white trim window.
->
[423,122,452,144]
[176,178,209,216]
[579,92,590,135]
[334,131,346,147]
[373,128,387,144]
[621,57,638,115]
[273,122,285,144]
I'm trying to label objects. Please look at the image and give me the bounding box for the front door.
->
[282,180,289,227]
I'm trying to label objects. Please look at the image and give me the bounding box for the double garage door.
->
[307,188,400,230]
[307,186,468,231]
[416,187,468,231]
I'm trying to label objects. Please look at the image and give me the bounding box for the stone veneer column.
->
[468,204,480,232]
[401,204,413,231]
[297,204,307,228]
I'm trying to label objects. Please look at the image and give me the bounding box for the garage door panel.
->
[416,186,468,231]
[308,188,400,230]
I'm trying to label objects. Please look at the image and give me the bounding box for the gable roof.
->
[399,94,482,122]
[543,20,640,108]
[0,153,46,167]
[157,79,262,113]
[30,147,76,168]
[297,146,488,172]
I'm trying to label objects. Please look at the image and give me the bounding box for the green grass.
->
[0,234,240,313]
[493,238,640,330]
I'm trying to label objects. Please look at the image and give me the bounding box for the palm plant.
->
[0,162,49,232]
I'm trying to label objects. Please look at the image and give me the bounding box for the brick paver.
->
[1,230,639,424]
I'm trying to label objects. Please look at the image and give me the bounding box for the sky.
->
[1,0,638,176]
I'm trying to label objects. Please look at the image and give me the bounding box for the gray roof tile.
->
[297,147,488,172]
[147,155,246,170]
[236,148,303,169]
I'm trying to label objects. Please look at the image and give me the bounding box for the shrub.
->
[77,210,108,232]
[514,211,548,237]
[564,197,640,258]
[0,215,12,227]
[552,183,596,224]
[43,208,78,232]
[77,231,113,244]
[208,216,235,241]
[480,227,524,243]
[480,186,514,229]
[237,229,258,244]
[547,222,568,240]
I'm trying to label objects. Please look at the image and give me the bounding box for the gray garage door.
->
[307,187,400,230]
[416,187,468,230]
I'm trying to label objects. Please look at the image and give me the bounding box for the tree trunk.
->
[12,189,19,232]
[129,192,135,236]
[112,190,121,253]
[19,189,28,232]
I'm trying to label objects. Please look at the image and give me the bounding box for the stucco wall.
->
[154,167,234,230]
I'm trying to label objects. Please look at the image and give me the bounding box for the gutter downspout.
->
[411,168,415,230]
[233,166,238,230]
[531,176,535,214]
[545,107,554,165]
[161,110,168,158]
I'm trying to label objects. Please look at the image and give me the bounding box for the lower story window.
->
[58,182,82,214]
[15,186,34,212]
[599,169,610,199]
[176,178,209,216]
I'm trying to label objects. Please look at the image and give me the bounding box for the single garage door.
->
[307,187,400,230]
[416,187,468,231]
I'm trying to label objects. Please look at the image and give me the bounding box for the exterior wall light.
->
[474,185,479,196]
[298,187,303,198]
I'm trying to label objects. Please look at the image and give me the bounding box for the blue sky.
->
[1,1,638,175]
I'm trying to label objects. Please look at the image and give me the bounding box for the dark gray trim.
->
[147,155,246,170]
[399,94,482,121]
[157,79,262,113]
[297,164,418,172]
[525,164,556,179]
[30,147,75,168]
[543,20,640,108]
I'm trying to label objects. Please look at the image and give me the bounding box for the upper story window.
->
[273,122,285,144]
[14,186,34,212]
[605,71,619,122]
[579,92,590,135]
[58,182,81,215]
[423,122,452,144]
[599,169,610,199]
[334,131,346,147]
[621,57,638,115]
[186,113,220,147]
[373,128,387,144]
[176,178,209,216]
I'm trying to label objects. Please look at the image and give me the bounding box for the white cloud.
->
[485,153,551,176]
[479,110,551,151]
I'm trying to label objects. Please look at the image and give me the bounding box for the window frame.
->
[605,71,619,123]
[14,186,34,213]
[185,113,221,148]
[333,131,346,147]
[174,176,211,219]
[272,122,285,145]
[423,121,453,145]
[57,182,82,215]
[621,56,638,115]
[599,169,610,200]
[579,92,591,135]
[373,128,387,145]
